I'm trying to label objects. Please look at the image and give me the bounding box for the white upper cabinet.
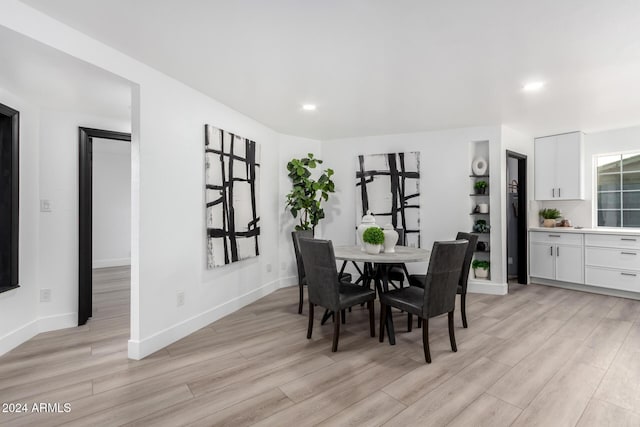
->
[534,132,584,200]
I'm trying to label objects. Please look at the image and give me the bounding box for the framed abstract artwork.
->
[205,125,260,268]
[355,152,421,247]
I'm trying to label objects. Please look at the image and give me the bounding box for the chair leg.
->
[379,302,386,343]
[368,300,375,337]
[341,309,346,324]
[422,317,431,363]
[332,309,341,352]
[461,293,468,328]
[298,283,304,315]
[418,317,422,328]
[407,313,413,332]
[307,302,314,339]
[448,311,457,352]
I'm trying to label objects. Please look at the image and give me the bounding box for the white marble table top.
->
[334,245,431,263]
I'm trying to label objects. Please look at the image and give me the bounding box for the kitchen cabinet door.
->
[534,135,557,200]
[530,242,555,280]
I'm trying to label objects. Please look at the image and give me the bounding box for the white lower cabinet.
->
[529,232,584,284]
[555,244,584,283]
[530,242,555,280]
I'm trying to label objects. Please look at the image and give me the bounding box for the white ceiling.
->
[19,0,640,139]
[0,24,131,120]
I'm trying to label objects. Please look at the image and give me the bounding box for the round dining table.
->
[334,245,431,345]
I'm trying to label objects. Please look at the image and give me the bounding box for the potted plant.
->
[474,180,488,195]
[362,227,385,254]
[285,153,335,233]
[472,260,490,279]
[539,208,561,228]
[473,219,490,233]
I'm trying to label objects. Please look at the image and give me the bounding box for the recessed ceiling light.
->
[302,104,317,111]
[522,81,545,92]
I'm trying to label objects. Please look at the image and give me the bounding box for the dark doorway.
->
[506,150,528,285]
[78,127,131,326]
[0,103,19,293]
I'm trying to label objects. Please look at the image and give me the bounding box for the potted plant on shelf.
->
[472,260,490,279]
[473,219,490,233]
[474,180,488,195]
[285,153,335,233]
[362,227,385,255]
[539,208,561,228]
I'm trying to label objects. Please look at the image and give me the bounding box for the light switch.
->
[40,200,52,212]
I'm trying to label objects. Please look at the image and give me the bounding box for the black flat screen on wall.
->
[0,102,19,293]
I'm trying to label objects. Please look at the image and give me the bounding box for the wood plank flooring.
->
[1,268,640,426]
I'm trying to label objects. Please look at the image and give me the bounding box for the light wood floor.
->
[2,269,640,426]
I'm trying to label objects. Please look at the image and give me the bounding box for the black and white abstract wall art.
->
[356,152,421,247]
[205,125,261,268]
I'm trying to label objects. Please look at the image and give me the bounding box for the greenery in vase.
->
[473,219,490,233]
[285,153,335,232]
[362,227,385,245]
[539,208,562,220]
[474,180,488,190]
[472,260,490,270]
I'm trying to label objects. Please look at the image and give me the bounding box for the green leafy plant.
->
[285,153,335,232]
[473,219,490,233]
[472,260,490,270]
[539,208,561,220]
[362,227,385,245]
[474,180,488,190]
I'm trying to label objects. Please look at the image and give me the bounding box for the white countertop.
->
[529,227,640,235]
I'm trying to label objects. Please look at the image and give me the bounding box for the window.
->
[596,152,640,227]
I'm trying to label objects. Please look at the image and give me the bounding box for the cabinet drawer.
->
[585,266,640,293]
[585,233,640,250]
[585,247,640,271]
[530,231,583,245]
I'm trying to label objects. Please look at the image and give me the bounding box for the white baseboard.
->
[0,312,77,357]
[128,277,292,360]
[93,258,131,269]
[468,280,508,295]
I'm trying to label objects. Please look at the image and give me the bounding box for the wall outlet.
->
[40,200,52,212]
[176,290,185,307]
[508,257,513,265]
[40,289,51,302]
[266,263,272,273]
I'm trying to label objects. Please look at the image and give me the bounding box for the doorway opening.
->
[0,103,19,293]
[506,150,528,285]
[79,127,131,326]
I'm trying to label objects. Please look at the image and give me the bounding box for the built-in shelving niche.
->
[469,140,491,281]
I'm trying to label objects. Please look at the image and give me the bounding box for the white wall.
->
[0,87,40,355]
[540,125,640,228]
[320,126,507,293]
[92,138,131,268]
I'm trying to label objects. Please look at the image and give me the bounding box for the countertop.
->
[529,227,640,235]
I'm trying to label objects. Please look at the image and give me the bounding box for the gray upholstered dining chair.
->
[379,240,468,363]
[292,230,351,314]
[409,232,477,328]
[298,238,376,352]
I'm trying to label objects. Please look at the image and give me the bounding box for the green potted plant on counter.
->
[474,180,488,195]
[362,227,385,255]
[539,208,561,228]
[472,260,490,279]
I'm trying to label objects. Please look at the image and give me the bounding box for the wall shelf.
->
[470,212,489,215]
[469,174,489,178]
[469,193,490,197]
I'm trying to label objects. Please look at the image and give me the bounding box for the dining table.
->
[333,245,431,345]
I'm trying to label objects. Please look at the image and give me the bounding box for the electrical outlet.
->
[508,257,513,265]
[176,291,185,307]
[40,289,51,302]
[40,200,52,212]
[266,263,272,273]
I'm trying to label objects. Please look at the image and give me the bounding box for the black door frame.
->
[79,127,131,326]
[506,150,528,285]
[0,102,19,293]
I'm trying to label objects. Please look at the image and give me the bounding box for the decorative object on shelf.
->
[362,227,384,255]
[473,204,480,213]
[205,125,261,268]
[559,219,572,227]
[472,157,488,176]
[473,219,490,233]
[476,241,487,252]
[285,153,335,233]
[478,203,489,213]
[539,208,561,228]
[472,260,490,278]
[474,180,488,195]
[356,152,421,248]
[382,224,399,253]
[357,210,377,251]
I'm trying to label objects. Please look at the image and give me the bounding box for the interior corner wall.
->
[0,87,40,356]
[319,126,505,291]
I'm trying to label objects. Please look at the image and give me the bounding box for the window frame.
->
[594,150,640,229]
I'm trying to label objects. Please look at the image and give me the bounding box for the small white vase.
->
[382,224,399,253]
[472,157,488,176]
[474,268,489,279]
[357,210,377,251]
[478,203,489,213]
[364,243,382,255]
